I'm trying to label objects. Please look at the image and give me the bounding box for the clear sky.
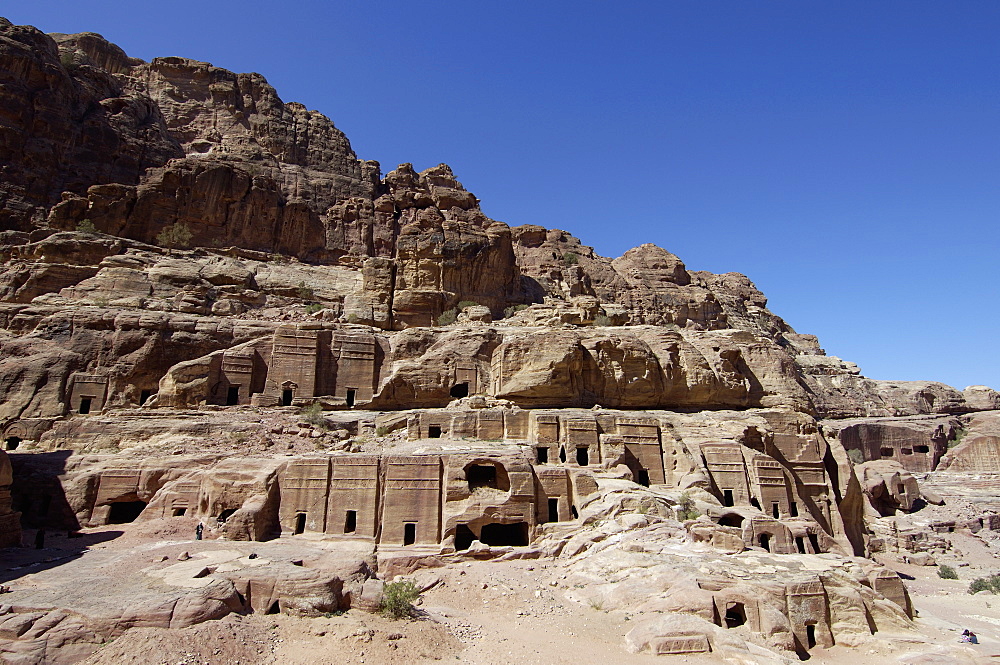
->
[7,1,999,390]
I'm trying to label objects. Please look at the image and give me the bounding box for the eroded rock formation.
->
[0,17,998,665]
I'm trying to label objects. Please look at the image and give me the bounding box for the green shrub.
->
[937,565,959,580]
[305,303,324,314]
[76,219,97,233]
[563,252,579,265]
[380,579,421,619]
[296,281,315,300]
[299,402,327,429]
[676,491,700,521]
[503,304,528,318]
[375,426,389,437]
[593,314,612,327]
[156,223,193,252]
[436,308,457,326]
[968,574,1000,594]
[457,300,478,310]
[846,449,865,465]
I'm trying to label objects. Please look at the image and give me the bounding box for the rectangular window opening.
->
[790,501,798,517]
[403,522,416,546]
[576,447,589,466]
[346,388,356,407]
[79,396,93,415]
[548,498,559,523]
[536,447,548,464]
[428,425,442,439]
[172,507,186,517]
[226,385,240,406]
[772,502,780,519]
[723,489,734,507]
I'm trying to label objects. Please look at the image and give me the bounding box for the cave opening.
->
[759,533,771,552]
[449,383,469,399]
[4,437,19,451]
[718,513,744,528]
[218,508,237,522]
[108,501,147,524]
[479,522,529,547]
[724,602,747,628]
[428,425,442,439]
[454,524,475,551]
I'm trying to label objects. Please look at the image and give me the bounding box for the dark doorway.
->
[536,447,548,464]
[281,389,293,406]
[759,533,771,552]
[808,533,821,553]
[772,502,781,519]
[914,444,929,453]
[108,501,147,524]
[454,524,475,551]
[637,470,650,487]
[479,522,529,547]
[576,447,589,466]
[294,513,306,535]
[723,489,734,507]
[139,389,152,405]
[403,522,416,545]
[344,510,356,534]
[227,386,240,406]
[467,465,498,490]
[449,383,469,399]
[719,513,744,528]
[559,446,567,463]
[796,536,806,553]
[428,425,442,438]
[172,507,187,517]
[548,498,559,523]
[218,508,237,522]
[880,447,893,458]
[4,437,20,451]
[790,501,799,517]
[724,602,747,628]
[79,397,93,414]
[346,389,356,407]
[806,624,816,648]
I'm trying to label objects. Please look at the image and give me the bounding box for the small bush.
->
[937,565,959,580]
[563,252,579,265]
[380,579,421,619]
[676,491,700,521]
[76,219,97,233]
[436,308,457,326]
[296,281,315,300]
[375,426,389,437]
[305,303,324,314]
[156,223,193,251]
[846,449,865,465]
[503,304,528,318]
[593,314,612,327]
[457,300,478,310]
[968,574,1000,594]
[299,402,327,429]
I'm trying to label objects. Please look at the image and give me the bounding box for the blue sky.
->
[7,2,999,389]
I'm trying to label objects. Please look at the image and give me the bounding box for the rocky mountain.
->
[0,17,998,665]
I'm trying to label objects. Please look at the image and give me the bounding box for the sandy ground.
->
[2,520,999,665]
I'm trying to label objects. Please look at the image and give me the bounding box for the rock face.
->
[0,16,998,665]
